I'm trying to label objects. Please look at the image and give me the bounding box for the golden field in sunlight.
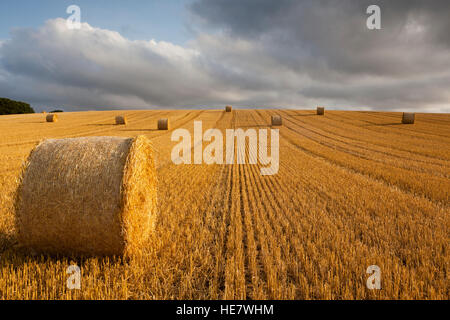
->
[0,109,448,299]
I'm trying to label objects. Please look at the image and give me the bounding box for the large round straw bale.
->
[271,115,282,126]
[46,114,57,122]
[157,118,169,130]
[115,115,127,125]
[402,112,415,124]
[225,105,232,112]
[14,135,158,256]
[317,107,325,115]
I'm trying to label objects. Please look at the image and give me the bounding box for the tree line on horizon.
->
[0,97,35,115]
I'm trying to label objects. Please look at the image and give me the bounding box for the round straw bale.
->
[271,115,282,126]
[14,135,158,256]
[402,112,415,124]
[225,105,232,112]
[317,107,325,115]
[46,114,57,122]
[115,115,127,125]
[157,118,169,130]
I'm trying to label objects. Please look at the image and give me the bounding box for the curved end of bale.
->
[157,118,169,130]
[115,116,127,125]
[121,135,158,257]
[402,112,415,124]
[14,135,157,257]
[46,114,57,122]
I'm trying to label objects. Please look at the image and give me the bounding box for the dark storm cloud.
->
[189,0,450,112]
[191,0,450,78]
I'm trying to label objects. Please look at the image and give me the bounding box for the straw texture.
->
[402,112,415,124]
[46,114,57,122]
[271,115,282,126]
[15,135,158,256]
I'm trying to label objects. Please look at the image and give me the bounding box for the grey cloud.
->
[0,1,449,113]
[192,0,450,77]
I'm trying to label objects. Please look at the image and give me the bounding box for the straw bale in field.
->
[115,116,127,125]
[271,115,282,126]
[15,135,158,256]
[157,118,169,130]
[402,112,415,124]
[225,105,232,112]
[317,107,325,115]
[46,114,57,122]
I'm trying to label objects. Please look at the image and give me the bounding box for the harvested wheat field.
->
[0,109,448,300]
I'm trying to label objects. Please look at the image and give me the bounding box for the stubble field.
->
[0,109,448,299]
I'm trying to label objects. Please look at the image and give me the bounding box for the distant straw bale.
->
[225,106,232,112]
[157,118,169,130]
[317,107,325,115]
[115,116,127,125]
[271,115,282,126]
[46,114,57,122]
[14,135,158,256]
[402,112,415,124]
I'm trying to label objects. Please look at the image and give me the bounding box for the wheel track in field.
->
[222,110,249,299]
[246,161,292,298]
[255,110,449,206]
[278,117,450,202]
[0,111,163,148]
[324,111,450,145]
[281,110,450,167]
[260,110,449,203]
[239,161,264,299]
[235,111,268,299]
[282,110,450,165]
[350,111,450,138]
[278,110,450,179]
[159,109,227,299]
[284,110,450,161]
[153,149,224,298]
[238,110,294,298]
[237,128,270,297]
[194,110,233,299]
[201,163,228,299]
[333,111,450,139]
[0,110,201,149]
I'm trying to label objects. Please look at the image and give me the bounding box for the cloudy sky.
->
[0,0,449,112]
